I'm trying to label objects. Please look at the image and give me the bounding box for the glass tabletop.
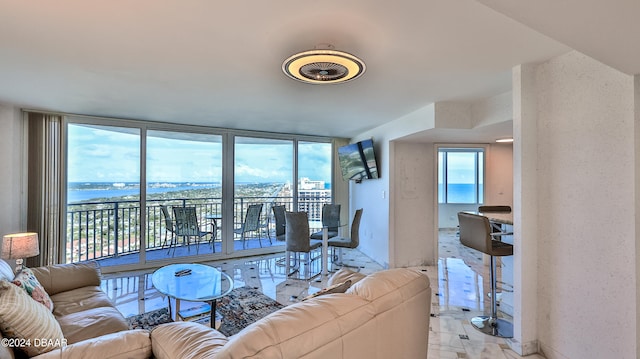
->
[308,220,347,228]
[151,263,233,302]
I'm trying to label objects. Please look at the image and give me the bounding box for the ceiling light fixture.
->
[282,44,366,84]
[496,138,514,143]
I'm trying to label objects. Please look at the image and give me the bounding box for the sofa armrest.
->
[0,331,15,359]
[30,261,102,296]
[31,329,151,359]
[151,322,228,359]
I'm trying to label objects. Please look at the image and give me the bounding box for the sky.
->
[67,124,332,184]
[439,151,484,184]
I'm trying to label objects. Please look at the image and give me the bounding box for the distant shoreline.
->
[67,182,332,204]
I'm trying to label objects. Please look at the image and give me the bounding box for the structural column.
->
[510,64,539,355]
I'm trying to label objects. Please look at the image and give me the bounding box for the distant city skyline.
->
[68,124,332,184]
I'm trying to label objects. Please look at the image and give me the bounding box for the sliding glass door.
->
[297,141,333,233]
[233,137,292,252]
[145,130,222,261]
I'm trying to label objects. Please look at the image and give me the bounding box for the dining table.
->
[204,214,222,242]
[309,220,347,276]
[475,210,513,226]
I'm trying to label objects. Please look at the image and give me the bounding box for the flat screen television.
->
[338,139,379,182]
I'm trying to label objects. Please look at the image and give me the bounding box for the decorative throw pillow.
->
[0,280,65,356]
[302,280,352,301]
[327,268,366,287]
[12,268,54,312]
[0,260,14,282]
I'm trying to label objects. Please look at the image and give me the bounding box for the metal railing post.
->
[114,202,119,256]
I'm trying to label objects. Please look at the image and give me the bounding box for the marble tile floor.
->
[102,230,545,359]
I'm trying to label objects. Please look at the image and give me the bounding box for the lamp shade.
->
[1,232,40,259]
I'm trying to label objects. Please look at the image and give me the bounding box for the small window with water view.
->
[438,148,484,204]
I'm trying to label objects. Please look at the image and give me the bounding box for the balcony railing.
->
[66,196,327,264]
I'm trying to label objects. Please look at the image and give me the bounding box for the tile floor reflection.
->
[102,230,545,359]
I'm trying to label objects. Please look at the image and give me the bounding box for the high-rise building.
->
[298,178,331,221]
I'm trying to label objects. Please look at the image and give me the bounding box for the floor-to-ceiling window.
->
[233,136,293,252]
[146,130,222,261]
[298,141,333,233]
[66,123,141,265]
[64,116,333,270]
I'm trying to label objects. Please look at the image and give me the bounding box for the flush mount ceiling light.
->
[282,44,366,84]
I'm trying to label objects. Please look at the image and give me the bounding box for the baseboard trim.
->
[506,338,539,356]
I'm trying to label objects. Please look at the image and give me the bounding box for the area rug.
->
[127,307,172,330]
[127,286,285,337]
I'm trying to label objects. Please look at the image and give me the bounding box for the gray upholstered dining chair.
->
[310,204,341,240]
[327,208,363,267]
[457,211,513,338]
[284,211,322,280]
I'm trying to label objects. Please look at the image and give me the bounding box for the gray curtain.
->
[26,112,64,267]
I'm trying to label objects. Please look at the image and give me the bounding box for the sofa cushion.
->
[34,329,152,359]
[50,286,116,317]
[0,331,15,359]
[151,322,228,359]
[0,280,65,356]
[57,306,129,345]
[0,260,14,281]
[12,267,54,311]
[218,294,376,358]
[346,268,431,359]
[31,261,102,296]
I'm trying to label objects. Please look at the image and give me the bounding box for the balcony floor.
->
[96,236,284,267]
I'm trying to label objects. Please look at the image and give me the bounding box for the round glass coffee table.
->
[152,263,233,327]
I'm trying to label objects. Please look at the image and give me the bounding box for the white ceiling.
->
[477,0,640,76]
[0,1,634,140]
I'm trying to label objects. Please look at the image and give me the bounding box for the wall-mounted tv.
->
[338,139,379,182]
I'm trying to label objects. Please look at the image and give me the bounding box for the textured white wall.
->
[0,104,26,237]
[472,91,512,128]
[352,104,437,268]
[530,51,636,358]
[485,143,513,207]
[391,141,434,266]
[512,63,540,355]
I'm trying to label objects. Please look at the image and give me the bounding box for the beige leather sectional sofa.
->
[0,261,151,359]
[0,262,430,359]
[151,268,431,359]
